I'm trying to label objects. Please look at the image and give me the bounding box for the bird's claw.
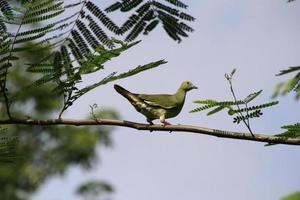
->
[146,119,154,132]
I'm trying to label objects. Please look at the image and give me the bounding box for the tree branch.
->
[0,118,299,145]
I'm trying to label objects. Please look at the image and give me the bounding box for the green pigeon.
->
[114,81,197,125]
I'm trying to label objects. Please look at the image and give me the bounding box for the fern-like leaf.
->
[276,66,300,76]
[71,30,90,55]
[106,0,194,42]
[85,1,119,34]
[207,106,225,116]
[243,90,262,103]
[24,1,64,20]
[29,0,58,12]
[119,14,140,33]
[76,59,167,98]
[105,2,122,13]
[0,55,18,64]
[0,19,7,34]
[233,110,263,124]
[190,100,243,113]
[17,24,54,36]
[283,73,300,94]
[15,32,46,43]
[67,38,84,65]
[136,2,151,15]
[27,63,54,73]
[0,134,18,163]
[0,0,13,18]
[79,40,140,74]
[120,0,143,12]
[274,66,300,100]
[86,15,113,48]
[163,0,188,8]
[76,19,99,50]
[125,20,146,42]
[23,10,64,24]
[60,45,74,78]
[64,2,84,9]
[228,101,279,115]
[276,123,300,137]
[143,20,159,35]
[178,22,194,32]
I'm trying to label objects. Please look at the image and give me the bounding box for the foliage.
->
[0,0,172,119]
[0,1,193,198]
[190,94,278,123]
[281,192,300,200]
[272,65,300,142]
[0,128,18,163]
[105,0,195,42]
[276,123,300,138]
[0,65,116,200]
[76,180,114,200]
[273,66,300,100]
[191,69,278,134]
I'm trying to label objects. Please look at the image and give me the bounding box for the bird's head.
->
[180,81,198,92]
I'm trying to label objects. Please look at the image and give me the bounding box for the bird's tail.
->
[114,84,136,102]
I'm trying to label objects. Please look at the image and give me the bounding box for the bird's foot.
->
[147,119,154,125]
[162,121,172,126]
[147,119,154,132]
[162,121,173,133]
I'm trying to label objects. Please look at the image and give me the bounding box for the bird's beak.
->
[192,85,198,90]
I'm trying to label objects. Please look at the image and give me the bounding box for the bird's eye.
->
[187,81,190,84]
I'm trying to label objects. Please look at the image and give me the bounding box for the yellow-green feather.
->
[114,81,197,123]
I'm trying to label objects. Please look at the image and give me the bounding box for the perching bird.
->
[114,81,197,125]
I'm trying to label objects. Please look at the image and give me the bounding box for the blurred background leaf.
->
[76,180,114,200]
[281,192,300,200]
[0,41,118,200]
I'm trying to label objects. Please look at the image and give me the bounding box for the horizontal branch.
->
[0,118,299,145]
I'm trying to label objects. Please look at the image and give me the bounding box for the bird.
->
[114,81,197,125]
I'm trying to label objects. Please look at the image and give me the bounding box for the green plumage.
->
[114,81,197,125]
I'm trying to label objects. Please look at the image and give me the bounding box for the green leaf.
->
[283,74,300,94]
[120,0,143,12]
[243,90,262,103]
[144,20,159,35]
[276,66,300,76]
[23,10,64,24]
[272,82,285,99]
[229,101,279,115]
[85,1,120,34]
[76,60,167,99]
[207,106,225,116]
[0,135,18,163]
[163,0,188,9]
[105,2,122,13]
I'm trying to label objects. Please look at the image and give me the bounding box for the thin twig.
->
[225,71,254,137]
[0,118,299,145]
[228,80,254,135]
[2,12,26,119]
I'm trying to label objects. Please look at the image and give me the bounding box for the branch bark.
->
[0,118,299,145]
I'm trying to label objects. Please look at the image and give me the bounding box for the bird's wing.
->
[138,94,177,109]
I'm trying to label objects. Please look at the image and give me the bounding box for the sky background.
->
[33,1,300,200]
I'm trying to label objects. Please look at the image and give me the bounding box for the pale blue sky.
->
[33,1,300,200]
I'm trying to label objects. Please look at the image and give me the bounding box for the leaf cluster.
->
[105,0,195,42]
[0,0,168,118]
[0,129,18,163]
[76,180,114,200]
[191,90,279,124]
[273,66,300,100]
[276,123,300,138]
[0,43,118,200]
